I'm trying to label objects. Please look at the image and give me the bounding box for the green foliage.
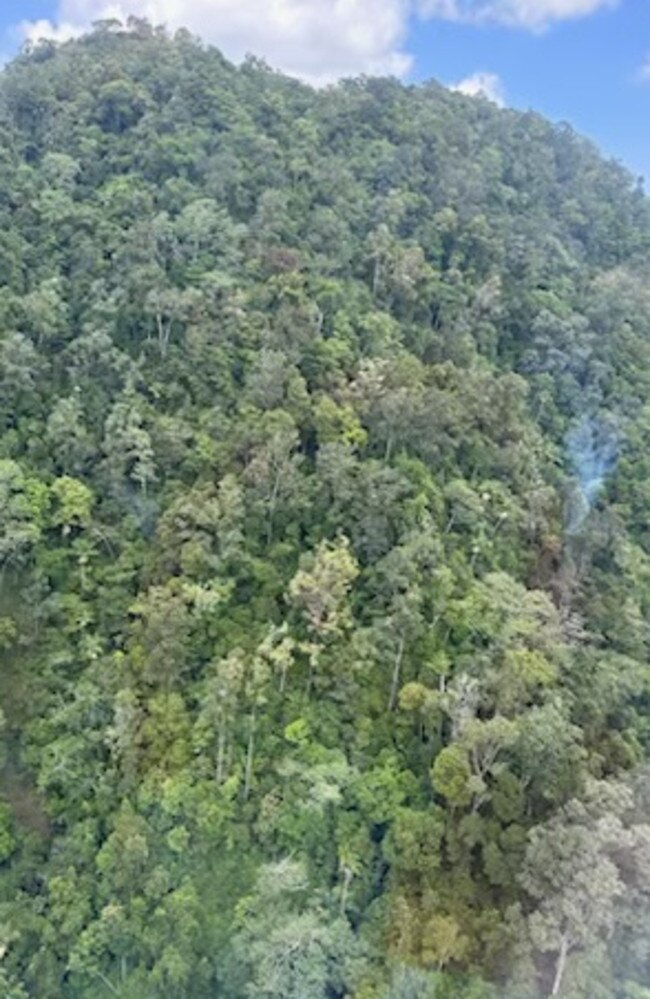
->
[0,20,648,999]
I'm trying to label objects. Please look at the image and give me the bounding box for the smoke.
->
[565,416,618,535]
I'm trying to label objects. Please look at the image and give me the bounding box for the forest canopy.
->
[1,17,650,999]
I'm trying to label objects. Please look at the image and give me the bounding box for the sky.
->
[0,0,648,182]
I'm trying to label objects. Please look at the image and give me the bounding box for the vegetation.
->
[0,18,650,997]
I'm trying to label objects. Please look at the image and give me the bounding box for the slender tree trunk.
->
[340,867,353,915]
[155,309,168,358]
[243,706,257,801]
[216,722,227,784]
[267,469,282,545]
[388,633,405,712]
[372,257,382,298]
[93,970,120,996]
[551,934,569,997]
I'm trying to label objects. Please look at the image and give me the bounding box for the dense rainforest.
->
[2,18,650,998]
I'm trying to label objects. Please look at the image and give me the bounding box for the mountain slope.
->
[1,20,650,999]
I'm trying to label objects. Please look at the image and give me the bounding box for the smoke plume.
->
[565,416,618,535]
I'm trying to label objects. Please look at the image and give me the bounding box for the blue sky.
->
[1,0,648,182]
[410,1,649,181]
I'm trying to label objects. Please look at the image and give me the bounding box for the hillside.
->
[1,19,650,999]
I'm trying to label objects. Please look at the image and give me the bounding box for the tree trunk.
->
[216,723,227,784]
[94,970,120,996]
[155,309,168,358]
[372,257,382,298]
[388,633,405,712]
[243,707,257,801]
[267,469,282,545]
[340,867,353,915]
[551,934,569,997]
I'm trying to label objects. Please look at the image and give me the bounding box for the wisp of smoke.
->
[565,416,618,535]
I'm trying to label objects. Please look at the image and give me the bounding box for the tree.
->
[46,394,94,476]
[289,536,359,693]
[0,331,42,429]
[153,479,243,580]
[129,581,193,689]
[518,781,650,997]
[0,460,45,567]
[289,536,359,641]
[232,858,362,999]
[245,422,305,545]
[194,649,245,784]
[102,386,157,496]
[50,477,93,535]
[144,285,202,358]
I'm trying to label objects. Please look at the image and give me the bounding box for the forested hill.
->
[3,18,650,999]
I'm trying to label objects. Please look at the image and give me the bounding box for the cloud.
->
[638,55,650,83]
[19,18,85,45]
[420,0,616,30]
[15,0,618,84]
[18,0,414,85]
[450,70,505,105]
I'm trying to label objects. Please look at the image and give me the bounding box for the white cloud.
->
[18,0,414,85]
[14,0,618,84]
[420,0,616,30]
[19,18,85,45]
[450,70,505,105]
[638,55,650,83]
